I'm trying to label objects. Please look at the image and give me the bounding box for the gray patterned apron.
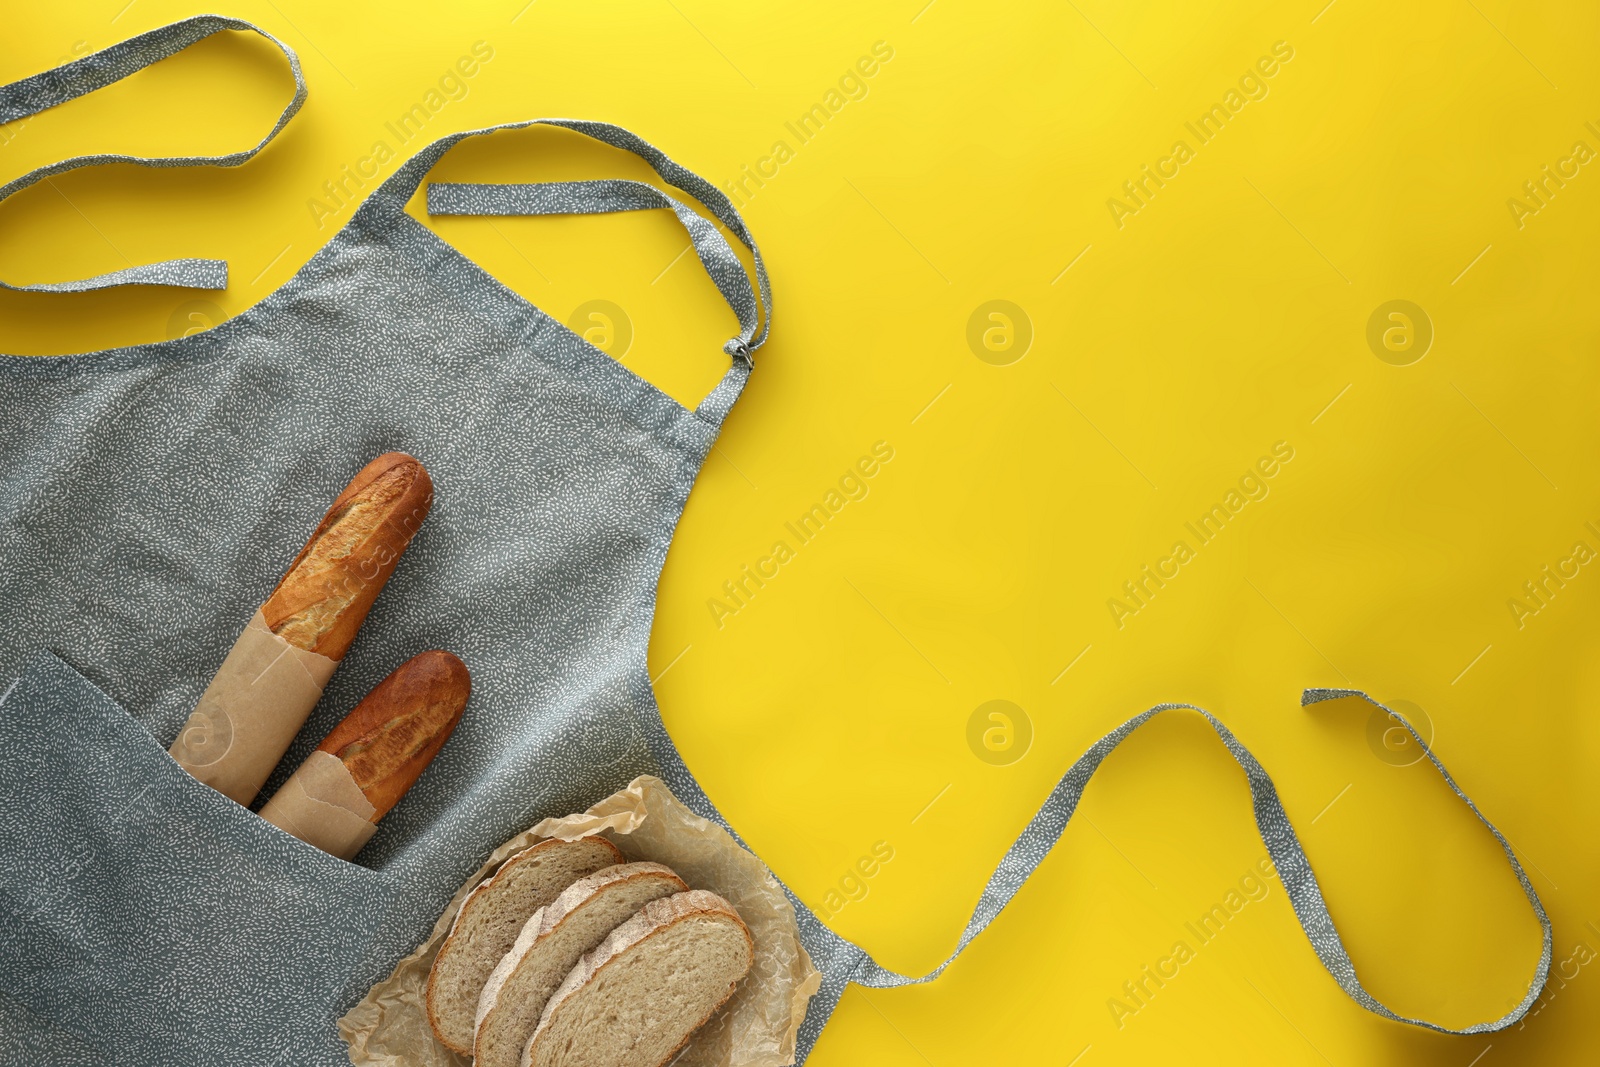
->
[0,17,1552,1067]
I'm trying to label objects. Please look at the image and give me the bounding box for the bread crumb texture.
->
[525,893,753,1067]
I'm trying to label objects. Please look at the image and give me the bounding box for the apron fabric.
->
[0,17,1552,1066]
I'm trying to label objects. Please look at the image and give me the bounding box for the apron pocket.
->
[0,650,405,1066]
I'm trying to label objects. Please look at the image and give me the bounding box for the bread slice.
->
[426,836,622,1054]
[473,863,688,1067]
[522,890,754,1067]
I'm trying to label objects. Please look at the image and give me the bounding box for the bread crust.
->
[261,452,433,660]
[474,862,687,1059]
[532,862,685,941]
[425,836,623,1056]
[316,649,470,820]
[523,890,754,1067]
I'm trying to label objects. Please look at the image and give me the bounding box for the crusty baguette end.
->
[261,452,433,661]
[317,649,470,821]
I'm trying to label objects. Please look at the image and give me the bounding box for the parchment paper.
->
[339,775,821,1067]
[259,750,378,860]
[169,609,337,805]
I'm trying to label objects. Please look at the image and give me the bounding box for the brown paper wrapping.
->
[339,775,821,1067]
[259,751,378,860]
[169,609,337,805]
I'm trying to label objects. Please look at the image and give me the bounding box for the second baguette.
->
[319,649,470,821]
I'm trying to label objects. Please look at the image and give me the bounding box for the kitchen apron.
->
[0,16,1551,1067]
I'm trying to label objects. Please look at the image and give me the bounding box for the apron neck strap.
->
[363,120,772,427]
[428,179,762,361]
[0,15,307,294]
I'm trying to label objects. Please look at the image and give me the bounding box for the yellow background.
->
[5,2,1598,1064]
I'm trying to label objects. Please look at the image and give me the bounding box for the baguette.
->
[170,452,433,806]
[319,649,470,820]
[258,650,469,858]
[261,451,433,661]
[522,890,754,1067]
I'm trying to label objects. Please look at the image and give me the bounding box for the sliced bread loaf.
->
[425,835,622,1054]
[473,862,688,1067]
[522,890,754,1067]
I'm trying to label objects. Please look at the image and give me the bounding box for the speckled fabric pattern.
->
[0,23,774,1060]
[831,699,1552,1032]
[0,124,777,1067]
[0,15,305,293]
[666,689,1553,1059]
[0,18,1551,1067]
[0,653,408,1067]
